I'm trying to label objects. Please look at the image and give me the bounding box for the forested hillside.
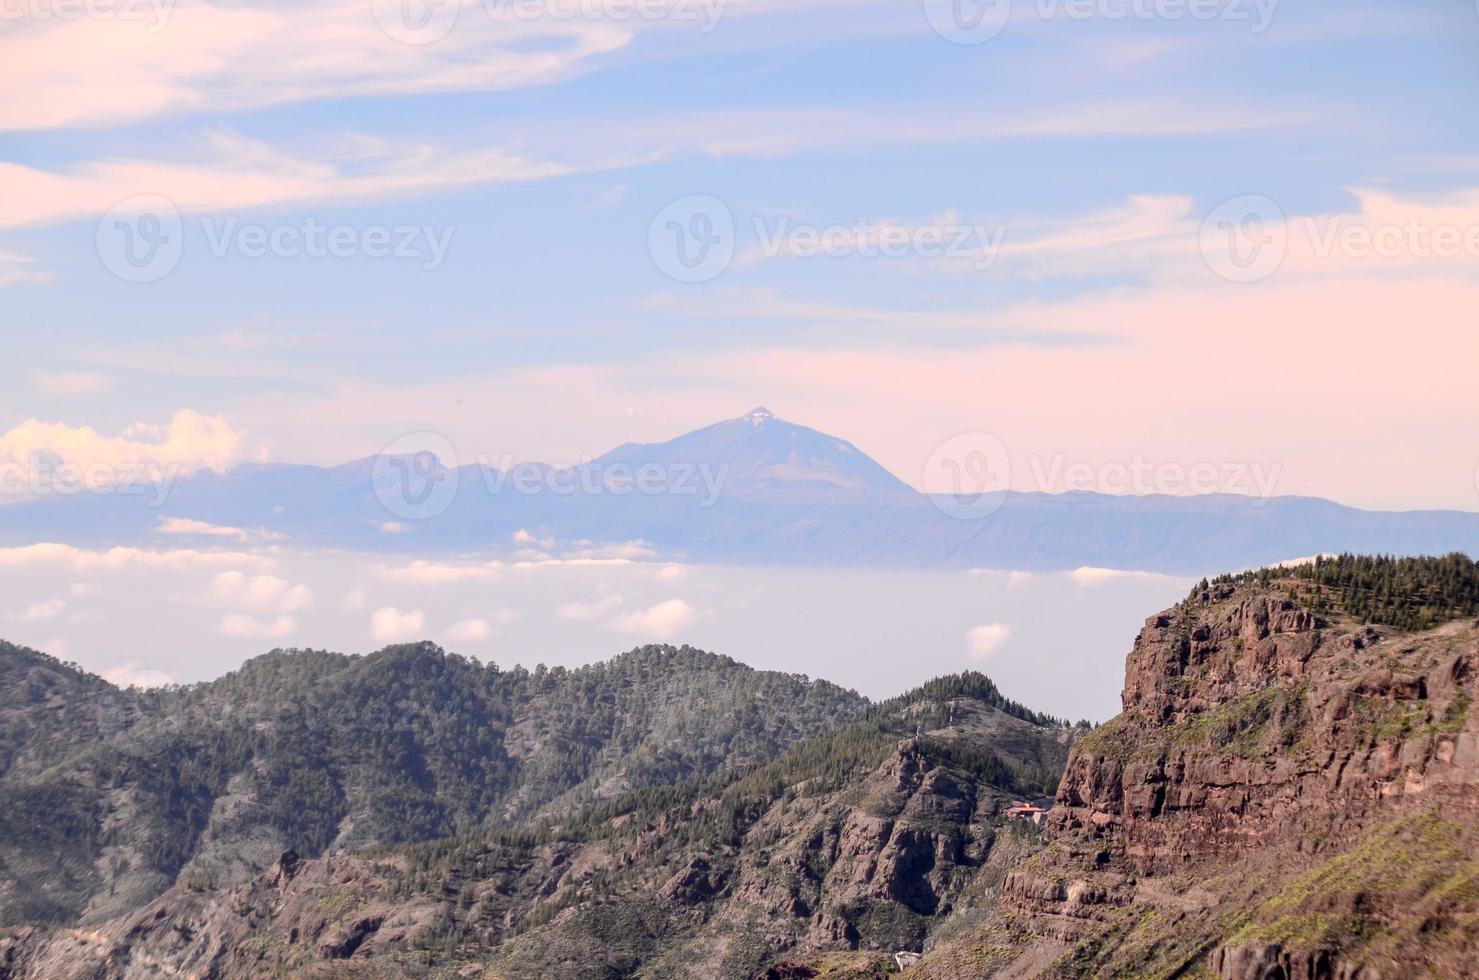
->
[0,642,867,927]
[1201,551,1479,631]
[0,671,1079,978]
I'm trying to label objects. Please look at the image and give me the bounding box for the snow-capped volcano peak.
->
[741,406,776,426]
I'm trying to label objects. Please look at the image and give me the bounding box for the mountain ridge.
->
[0,639,872,929]
[2,409,1478,574]
[0,659,1077,978]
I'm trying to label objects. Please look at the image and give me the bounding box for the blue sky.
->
[4,0,1479,509]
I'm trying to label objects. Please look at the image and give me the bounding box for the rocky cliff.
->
[915,566,1479,978]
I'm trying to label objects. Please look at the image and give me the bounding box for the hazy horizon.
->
[0,548,1195,722]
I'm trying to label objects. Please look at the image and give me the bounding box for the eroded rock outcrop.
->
[918,582,1479,979]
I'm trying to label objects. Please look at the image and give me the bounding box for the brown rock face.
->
[1209,943,1381,980]
[931,585,1479,979]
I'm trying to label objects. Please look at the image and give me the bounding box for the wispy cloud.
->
[733,194,1199,282]
[642,287,1116,346]
[158,517,250,541]
[0,251,53,288]
[0,0,634,133]
[0,130,575,231]
[34,370,111,396]
[0,94,1314,234]
[543,100,1314,163]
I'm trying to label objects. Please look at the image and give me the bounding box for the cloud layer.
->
[0,410,257,490]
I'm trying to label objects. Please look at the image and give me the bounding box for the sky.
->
[3,0,1479,511]
[3,1,1478,707]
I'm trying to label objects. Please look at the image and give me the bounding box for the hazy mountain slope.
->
[594,407,915,497]
[0,643,867,929]
[0,641,149,780]
[913,554,1479,978]
[3,410,1477,573]
[0,675,1078,979]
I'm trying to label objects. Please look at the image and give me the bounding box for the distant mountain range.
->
[2,407,1477,574]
